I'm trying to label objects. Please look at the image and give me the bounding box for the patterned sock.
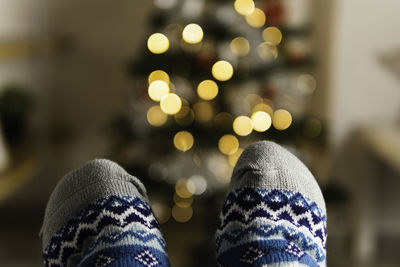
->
[215,141,327,267]
[40,159,170,267]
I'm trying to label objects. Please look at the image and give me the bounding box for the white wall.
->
[0,0,37,37]
[0,0,44,89]
[329,0,400,145]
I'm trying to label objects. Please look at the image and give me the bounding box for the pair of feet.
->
[40,141,327,266]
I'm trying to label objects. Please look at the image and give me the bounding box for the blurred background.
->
[0,0,399,266]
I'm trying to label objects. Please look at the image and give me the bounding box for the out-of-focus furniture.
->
[336,125,400,264]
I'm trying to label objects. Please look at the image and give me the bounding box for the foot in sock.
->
[40,159,170,266]
[215,141,327,267]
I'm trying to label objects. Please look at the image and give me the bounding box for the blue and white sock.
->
[40,159,170,267]
[215,141,327,266]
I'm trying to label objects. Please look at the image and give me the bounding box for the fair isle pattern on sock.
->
[215,188,327,267]
[43,195,170,267]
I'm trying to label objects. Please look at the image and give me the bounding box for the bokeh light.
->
[252,103,273,117]
[262,26,282,46]
[234,0,255,16]
[148,80,169,101]
[207,154,231,184]
[188,175,207,195]
[172,205,193,223]
[182,23,204,44]
[175,178,196,198]
[193,101,213,123]
[197,80,219,100]
[181,0,205,18]
[153,0,177,10]
[160,93,182,114]
[147,105,168,127]
[273,109,292,130]
[245,8,266,28]
[230,37,250,56]
[258,42,278,61]
[228,147,244,167]
[173,131,194,152]
[233,116,253,136]
[212,60,234,81]
[251,111,272,132]
[218,134,239,155]
[173,193,193,208]
[147,33,169,54]
[148,70,170,85]
[297,74,317,95]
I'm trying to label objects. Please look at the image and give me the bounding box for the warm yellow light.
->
[193,101,213,123]
[182,23,204,44]
[230,37,250,57]
[147,106,168,127]
[251,111,272,132]
[212,60,233,81]
[148,80,169,101]
[233,116,253,136]
[245,8,266,28]
[228,148,244,167]
[173,131,194,152]
[258,42,278,61]
[262,26,282,46]
[218,134,239,155]
[175,178,196,198]
[160,93,182,114]
[234,0,255,15]
[173,193,194,208]
[148,70,170,85]
[273,109,292,130]
[147,33,169,54]
[172,205,193,223]
[197,80,219,100]
[252,103,273,117]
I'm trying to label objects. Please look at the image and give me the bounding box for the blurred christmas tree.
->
[109,0,326,225]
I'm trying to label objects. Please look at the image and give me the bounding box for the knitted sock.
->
[40,159,170,266]
[215,141,327,267]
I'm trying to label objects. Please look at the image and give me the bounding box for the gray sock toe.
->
[40,159,148,248]
[230,141,326,213]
